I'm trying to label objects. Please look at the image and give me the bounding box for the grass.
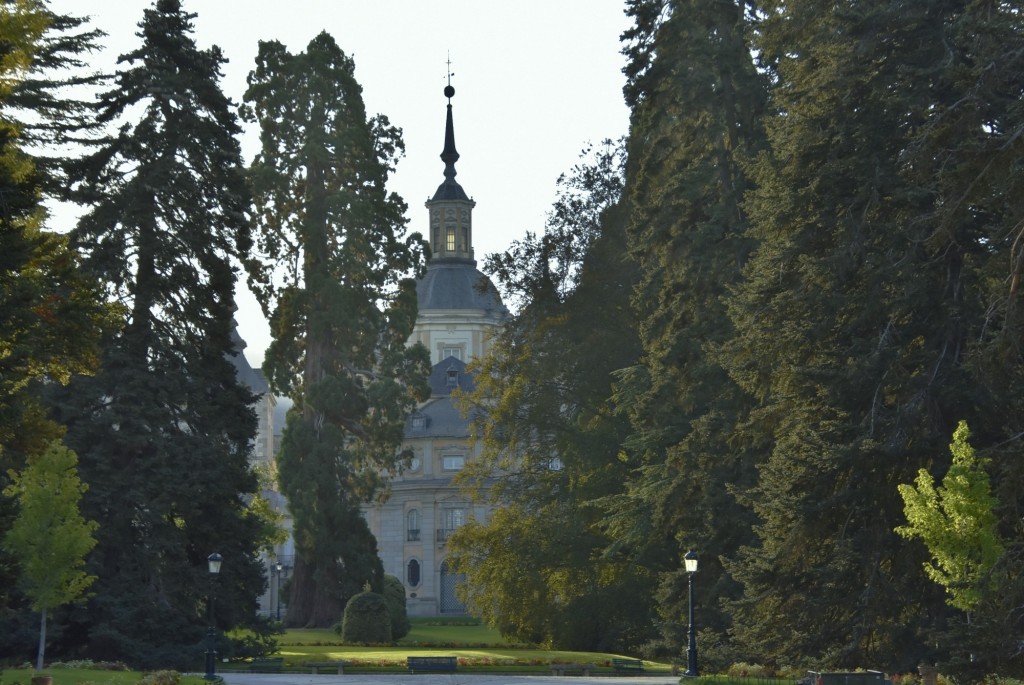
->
[230,619,673,674]
[1,619,673,681]
[0,669,210,685]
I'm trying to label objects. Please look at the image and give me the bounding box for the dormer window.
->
[446,367,458,387]
[411,415,426,430]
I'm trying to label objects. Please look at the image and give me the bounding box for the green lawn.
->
[236,620,672,673]
[1,620,672,682]
[0,670,210,685]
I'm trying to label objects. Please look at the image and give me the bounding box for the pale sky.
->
[46,1,633,366]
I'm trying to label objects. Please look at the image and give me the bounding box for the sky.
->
[46,1,634,367]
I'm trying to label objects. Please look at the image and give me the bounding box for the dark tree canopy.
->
[241,31,430,628]
[51,0,271,668]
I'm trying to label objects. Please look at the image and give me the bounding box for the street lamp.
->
[204,553,222,681]
[684,550,699,678]
[274,562,283,621]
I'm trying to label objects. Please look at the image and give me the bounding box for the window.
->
[442,455,464,471]
[446,226,456,251]
[437,507,465,542]
[411,415,426,430]
[444,508,465,530]
[446,368,458,387]
[407,559,421,587]
[441,346,462,360]
[407,509,420,542]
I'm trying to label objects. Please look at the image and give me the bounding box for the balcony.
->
[407,529,420,542]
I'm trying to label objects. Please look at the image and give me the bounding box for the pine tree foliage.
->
[53,0,268,667]
[608,0,768,651]
[240,32,430,628]
[718,0,1024,670]
[4,0,106,196]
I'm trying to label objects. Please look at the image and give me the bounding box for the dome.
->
[416,259,508,316]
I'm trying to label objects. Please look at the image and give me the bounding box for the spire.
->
[432,82,469,202]
[426,72,475,262]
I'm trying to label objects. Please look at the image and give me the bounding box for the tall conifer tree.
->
[54,0,268,667]
[241,33,429,628]
[610,0,767,653]
[719,0,1024,669]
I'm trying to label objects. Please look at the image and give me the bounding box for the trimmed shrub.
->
[382,575,410,640]
[340,590,392,644]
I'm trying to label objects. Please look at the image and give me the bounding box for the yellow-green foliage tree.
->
[3,440,98,671]
[897,421,1004,612]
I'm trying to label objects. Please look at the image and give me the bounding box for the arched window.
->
[407,509,420,542]
[407,559,421,587]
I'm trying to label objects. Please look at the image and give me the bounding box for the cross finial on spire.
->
[445,53,455,101]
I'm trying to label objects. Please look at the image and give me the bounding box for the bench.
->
[612,658,645,673]
[303,661,351,674]
[551,663,596,676]
[248,657,284,672]
[407,656,457,673]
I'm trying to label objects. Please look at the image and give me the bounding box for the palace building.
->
[363,84,508,615]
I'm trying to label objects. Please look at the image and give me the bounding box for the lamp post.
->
[684,550,699,678]
[274,562,283,621]
[204,553,222,681]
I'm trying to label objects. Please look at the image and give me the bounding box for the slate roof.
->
[416,259,509,316]
[427,356,475,396]
[406,356,479,438]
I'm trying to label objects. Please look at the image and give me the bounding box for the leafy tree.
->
[3,440,97,671]
[897,420,1003,613]
[609,0,768,654]
[53,0,269,667]
[240,32,430,628]
[450,141,655,652]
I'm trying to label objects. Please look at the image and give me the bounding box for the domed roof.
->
[416,259,508,317]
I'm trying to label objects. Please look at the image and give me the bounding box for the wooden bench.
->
[248,657,284,672]
[407,656,457,673]
[551,663,596,676]
[612,658,645,673]
[303,661,351,674]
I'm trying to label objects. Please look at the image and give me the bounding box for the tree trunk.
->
[36,606,47,672]
[285,555,344,627]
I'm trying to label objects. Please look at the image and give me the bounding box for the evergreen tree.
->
[449,141,654,652]
[53,0,268,667]
[609,0,767,660]
[4,1,106,197]
[719,0,1024,669]
[240,32,430,628]
[0,0,111,655]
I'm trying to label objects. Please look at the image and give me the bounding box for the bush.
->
[339,591,392,644]
[382,575,410,640]
[136,671,180,685]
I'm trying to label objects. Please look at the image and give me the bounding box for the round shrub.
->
[340,590,392,644]
[382,574,410,640]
